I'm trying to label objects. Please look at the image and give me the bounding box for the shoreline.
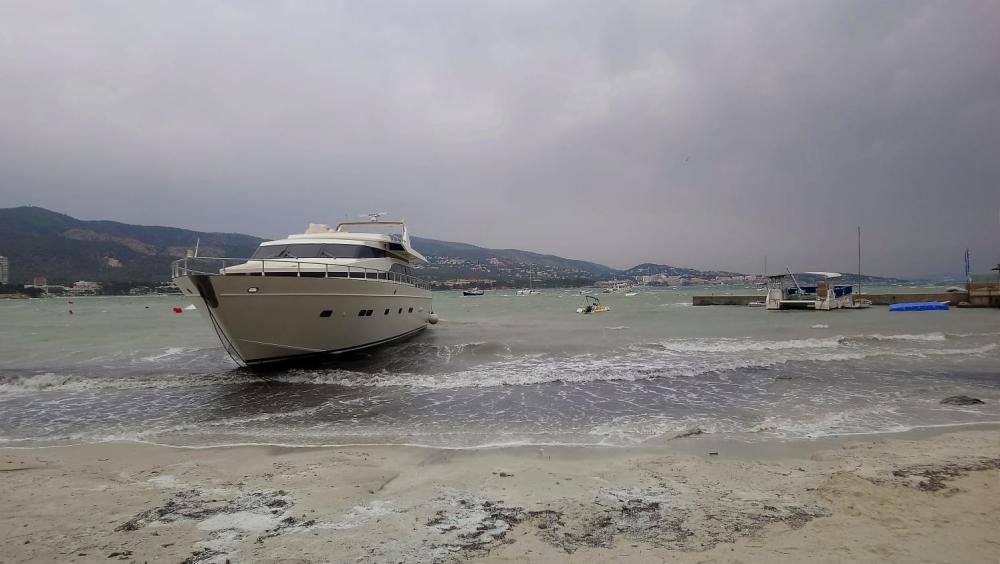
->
[3,428,997,563]
[5,420,1000,455]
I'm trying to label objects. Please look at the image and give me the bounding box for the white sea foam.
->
[0,372,76,393]
[586,404,967,443]
[155,405,330,433]
[5,334,993,395]
[923,343,997,356]
[859,332,948,342]
[138,346,195,363]
[0,371,250,393]
[588,415,742,445]
[747,406,909,439]
[653,337,843,353]
[650,332,962,354]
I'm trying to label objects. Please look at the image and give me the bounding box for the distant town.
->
[0,252,762,298]
[423,255,755,290]
[0,207,917,299]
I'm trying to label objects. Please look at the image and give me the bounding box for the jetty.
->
[964,287,1000,308]
[693,291,970,307]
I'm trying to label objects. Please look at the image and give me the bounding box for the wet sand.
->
[1,429,998,563]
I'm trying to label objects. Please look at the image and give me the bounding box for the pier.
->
[964,288,1000,308]
[693,292,970,307]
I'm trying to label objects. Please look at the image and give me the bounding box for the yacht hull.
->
[174,274,433,366]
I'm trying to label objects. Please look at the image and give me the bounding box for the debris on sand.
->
[890,458,1000,491]
[387,485,829,561]
[117,488,309,563]
[557,488,830,552]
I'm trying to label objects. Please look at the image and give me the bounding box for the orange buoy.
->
[172,306,183,314]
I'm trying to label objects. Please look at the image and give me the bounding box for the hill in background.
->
[0,206,906,289]
[0,207,617,287]
[0,207,262,284]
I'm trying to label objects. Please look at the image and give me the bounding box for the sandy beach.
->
[1,428,997,563]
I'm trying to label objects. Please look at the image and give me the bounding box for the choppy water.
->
[1,287,998,448]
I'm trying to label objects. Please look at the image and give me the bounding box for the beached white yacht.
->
[171,215,435,366]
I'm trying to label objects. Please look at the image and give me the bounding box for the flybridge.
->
[281,221,427,264]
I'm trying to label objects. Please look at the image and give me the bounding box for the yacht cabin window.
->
[251,244,388,260]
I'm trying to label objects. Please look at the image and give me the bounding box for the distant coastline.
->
[0,206,914,290]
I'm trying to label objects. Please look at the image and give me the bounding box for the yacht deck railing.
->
[171,257,431,290]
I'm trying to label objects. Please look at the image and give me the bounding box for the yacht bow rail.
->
[171,257,431,290]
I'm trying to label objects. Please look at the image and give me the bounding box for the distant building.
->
[67,281,102,296]
[0,256,8,285]
[441,278,494,288]
[32,276,47,288]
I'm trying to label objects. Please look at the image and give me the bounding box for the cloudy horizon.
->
[1,1,998,278]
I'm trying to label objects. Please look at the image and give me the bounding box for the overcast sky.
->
[1,1,998,277]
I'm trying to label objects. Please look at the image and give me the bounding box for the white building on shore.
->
[0,256,8,285]
[67,281,102,296]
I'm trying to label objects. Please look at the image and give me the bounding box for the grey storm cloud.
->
[1,1,998,277]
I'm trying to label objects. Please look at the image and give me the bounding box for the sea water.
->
[1,287,997,448]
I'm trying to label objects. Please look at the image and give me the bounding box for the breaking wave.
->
[0,371,253,393]
[2,333,995,394]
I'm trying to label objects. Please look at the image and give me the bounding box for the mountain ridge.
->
[0,206,905,287]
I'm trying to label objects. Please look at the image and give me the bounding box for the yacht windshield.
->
[251,244,387,260]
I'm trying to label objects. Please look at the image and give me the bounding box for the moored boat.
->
[577,295,610,314]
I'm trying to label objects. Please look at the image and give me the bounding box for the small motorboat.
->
[624,292,638,297]
[577,295,610,314]
[462,288,485,296]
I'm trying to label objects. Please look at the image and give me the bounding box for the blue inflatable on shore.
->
[889,302,950,312]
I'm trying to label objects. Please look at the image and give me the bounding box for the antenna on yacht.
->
[185,238,201,259]
[361,212,388,222]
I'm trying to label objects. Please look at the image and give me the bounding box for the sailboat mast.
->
[857,226,862,297]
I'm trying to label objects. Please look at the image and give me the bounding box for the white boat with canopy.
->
[764,269,865,311]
